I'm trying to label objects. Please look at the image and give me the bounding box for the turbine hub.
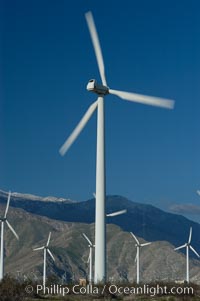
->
[86,79,109,95]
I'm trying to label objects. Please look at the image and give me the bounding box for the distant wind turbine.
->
[0,191,19,281]
[33,232,55,288]
[59,11,174,283]
[82,233,95,284]
[130,232,151,284]
[174,227,200,283]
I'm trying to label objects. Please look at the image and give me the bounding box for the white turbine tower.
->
[82,233,95,284]
[33,232,55,288]
[174,227,200,283]
[130,232,151,284]
[59,11,174,283]
[0,191,19,281]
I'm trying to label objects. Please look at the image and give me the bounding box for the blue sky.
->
[0,0,200,220]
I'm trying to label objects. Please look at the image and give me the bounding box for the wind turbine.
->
[0,191,19,281]
[174,227,200,283]
[33,232,55,288]
[130,232,151,284]
[59,11,174,283]
[82,233,95,284]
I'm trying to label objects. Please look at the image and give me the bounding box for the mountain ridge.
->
[1,190,200,256]
[0,189,76,204]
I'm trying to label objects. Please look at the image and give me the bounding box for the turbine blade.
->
[59,100,98,156]
[6,220,19,240]
[85,11,107,86]
[87,252,91,263]
[197,190,200,196]
[135,248,138,263]
[4,191,11,218]
[130,232,139,244]
[188,227,192,244]
[33,246,44,251]
[47,249,55,261]
[109,89,174,109]
[46,232,51,247]
[106,209,127,217]
[190,245,200,258]
[82,233,92,246]
[141,242,151,247]
[174,243,187,251]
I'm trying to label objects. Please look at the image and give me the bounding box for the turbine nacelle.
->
[87,79,109,95]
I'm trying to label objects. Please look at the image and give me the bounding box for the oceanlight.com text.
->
[26,283,195,297]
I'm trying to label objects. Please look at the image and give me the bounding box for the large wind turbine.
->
[59,11,174,283]
[33,232,55,288]
[130,232,151,284]
[174,227,200,283]
[0,191,19,281]
[82,233,95,284]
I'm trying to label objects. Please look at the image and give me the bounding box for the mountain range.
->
[1,189,200,283]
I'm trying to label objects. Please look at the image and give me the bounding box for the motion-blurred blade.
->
[106,209,127,217]
[135,248,138,263]
[130,232,139,245]
[85,11,107,86]
[197,190,200,196]
[82,233,92,246]
[59,100,98,156]
[4,191,11,218]
[109,89,174,109]
[188,227,192,244]
[190,245,200,258]
[46,232,51,247]
[47,249,55,261]
[141,242,151,247]
[6,220,19,240]
[174,243,187,251]
[87,252,91,263]
[33,246,44,251]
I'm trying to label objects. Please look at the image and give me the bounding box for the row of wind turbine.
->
[1,191,200,284]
